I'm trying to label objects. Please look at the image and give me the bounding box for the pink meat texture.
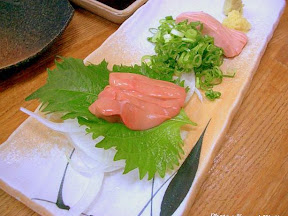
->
[89,73,186,130]
[176,12,248,57]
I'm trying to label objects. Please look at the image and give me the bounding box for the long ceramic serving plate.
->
[0,0,286,215]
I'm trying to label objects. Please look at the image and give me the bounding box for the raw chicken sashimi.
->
[89,73,186,130]
[176,12,248,57]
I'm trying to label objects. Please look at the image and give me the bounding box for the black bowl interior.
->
[0,0,74,73]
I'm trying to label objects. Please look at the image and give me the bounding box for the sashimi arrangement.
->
[23,10,247,180]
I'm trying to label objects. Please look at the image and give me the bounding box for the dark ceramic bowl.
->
[0,0,74,73]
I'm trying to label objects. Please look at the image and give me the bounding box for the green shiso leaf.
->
[78,109,196,180]
[26,57,110,119]
[26,57,196,179]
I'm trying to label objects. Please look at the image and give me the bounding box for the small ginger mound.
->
[223,10,251,32]
[223,0,243,15]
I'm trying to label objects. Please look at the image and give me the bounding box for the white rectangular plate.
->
[0,0,285,215]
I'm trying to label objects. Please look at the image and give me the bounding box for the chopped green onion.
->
[171,29,185,37]
[182,38,196,43]
[223,69,236,78]
[145,16,234,100]
[163,34,172,43]
[141,55,152,66]
[185,29,197,39]
[205,89,221,101]
[149,28,158,34]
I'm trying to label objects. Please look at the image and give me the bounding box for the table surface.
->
[1,4,288,216]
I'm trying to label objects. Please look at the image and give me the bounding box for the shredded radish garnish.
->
[67,132,125,172]
[21,107,109,215]
[20,107,85,133]
[194,87,203,102]
[20,107,125,174]
[177,72,203,103]
[64,172,104,216]
[180,72,195,104]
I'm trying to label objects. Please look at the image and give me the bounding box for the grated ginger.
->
[223,0,243,15]
[223,10,251,32]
